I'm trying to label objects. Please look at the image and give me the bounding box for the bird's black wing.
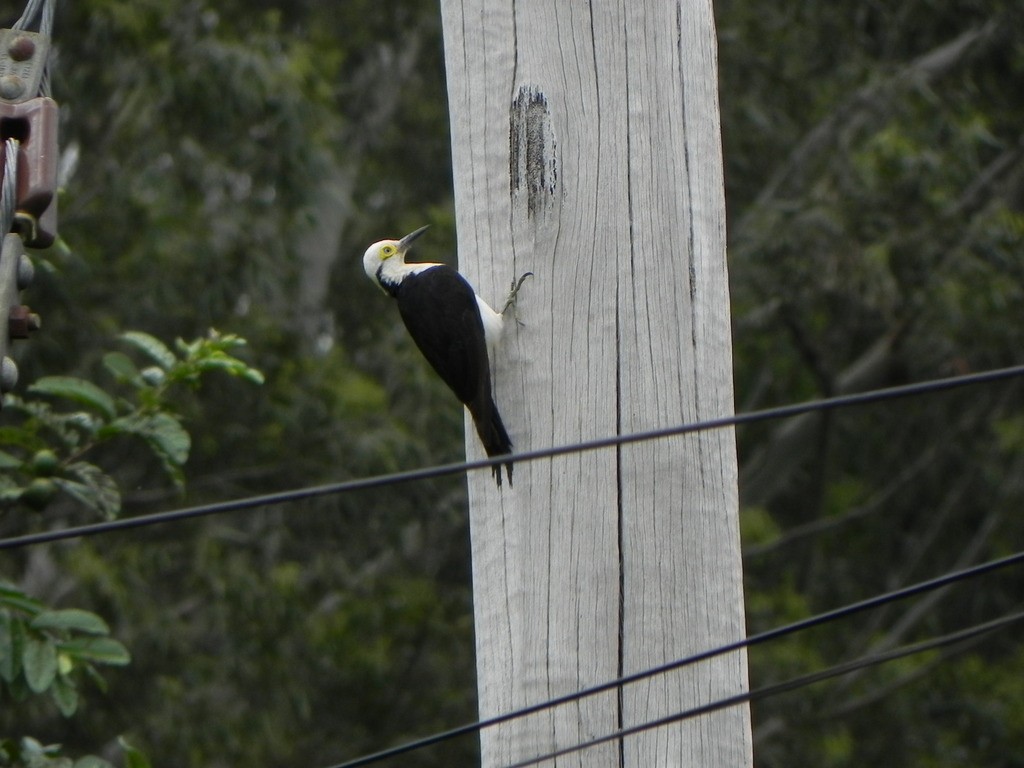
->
[395,265,490,406]
[395,264,514,484]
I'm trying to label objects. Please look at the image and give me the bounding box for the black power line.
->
[326,547,1024,767]
[506,610,1024,768]
[2,364,1023,551]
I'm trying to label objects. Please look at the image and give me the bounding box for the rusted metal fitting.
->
[8,303,39,338]
[0,97,58,247]
[7,35,36,63]
[0,29,48,104]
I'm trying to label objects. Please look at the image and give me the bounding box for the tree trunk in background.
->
[441,1,751,765]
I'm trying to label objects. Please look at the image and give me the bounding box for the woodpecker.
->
[362,225,530,486]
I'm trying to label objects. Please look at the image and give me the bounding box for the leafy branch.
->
[0,583,129,718]
[0,583,151,767]
[0,328,262,766]
[0,735,149,768]
[0,329,263,518]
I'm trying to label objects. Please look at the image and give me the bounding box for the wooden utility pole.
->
[441,1,751,765]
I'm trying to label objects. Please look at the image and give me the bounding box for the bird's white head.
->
[362,225,430,286]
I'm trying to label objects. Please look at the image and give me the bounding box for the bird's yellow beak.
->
[398,225,429,254]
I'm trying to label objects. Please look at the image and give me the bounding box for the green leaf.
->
[22,635,58,692]
[102,352,143,386]
[139,366,165,386]
[201,356,264,384]
[117,738,151,768]
[198,354,242,370]
[54,463,122,519]
[240,367,265,385]
[31,609,110,636]
[59,637,131,666]
[28,377,117,421]
[0,611,10,679]
[105,412,190,481]
[83,663,108,693]
[0,585,44,615]
[51,672,79,717]
[0,449,23,469]
[3,397,91,448]
[168,330,264,387]
[0,474,23,503]
[120,331,176,370]
[14,736,49,756]
[0,610,22,683]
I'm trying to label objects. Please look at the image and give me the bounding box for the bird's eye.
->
[381,245,395,256]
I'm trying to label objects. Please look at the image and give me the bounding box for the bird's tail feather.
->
[472,398,513,487]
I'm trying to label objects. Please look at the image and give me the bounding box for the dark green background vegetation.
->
[2,0,1023,765]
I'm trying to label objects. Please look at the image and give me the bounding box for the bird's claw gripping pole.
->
[502,271,534,316]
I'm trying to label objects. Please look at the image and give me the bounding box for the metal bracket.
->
[0,97,58,247]
[0,30,50,104]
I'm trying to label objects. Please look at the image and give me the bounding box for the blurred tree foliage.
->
[0,0,1022,765]
[719,0,1024,764]
[1,330,258,767]
[4,0,475,766]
